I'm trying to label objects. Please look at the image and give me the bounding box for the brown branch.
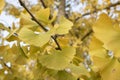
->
[75,1,120,21]
[19,0,61,50]
[19,0,48,32]
[51,36,61,50]
[40,0,47,8]
[81,30,93,41]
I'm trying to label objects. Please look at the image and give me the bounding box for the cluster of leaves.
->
[0,0,120,80]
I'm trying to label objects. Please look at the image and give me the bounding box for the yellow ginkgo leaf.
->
[89,36,111,72]
[89,36,104,51]
[93,13,120,57]
[55,17,73,35]
[39,47,76,70]
[65,64,90,77]
[20,13,39,31]
[35,8,57,24]
[101,58,120,80]
[35,8,50,24]
[18,27,52,47]
[49,11,57,23]
[0,0,5,13]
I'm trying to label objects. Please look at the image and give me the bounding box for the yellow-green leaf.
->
[39,47,76,70]
[52,17,73,35]
[20,13,39,31]
[18,27,51,47]
[35,8,50,24]
[66,64,90,78]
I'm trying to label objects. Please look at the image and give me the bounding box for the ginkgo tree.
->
[0,0,120,80]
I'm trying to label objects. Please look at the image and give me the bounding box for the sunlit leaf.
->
[18,27,52,47]
[93,13,120,57]
[89,36,111,72]
[35,8,50,24]
[35,8,57,25]
[51,17,73,35]
[101,58,120,80]
[20,13,39,31]
[39,47,76,70]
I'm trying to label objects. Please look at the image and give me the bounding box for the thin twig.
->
[40,0,47,8]
[81,30,93,41]
[51,36,61,50]
[19,0,48,31]
[75,1,120,21]
[19,0,61,50]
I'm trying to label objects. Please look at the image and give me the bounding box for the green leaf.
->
[39,47,76,70]
[18,27,52,47]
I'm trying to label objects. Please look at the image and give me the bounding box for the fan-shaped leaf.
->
[18,27,51,47]
[55,17,73,34]
[39,47,76,70]
[65,64,89,77]
[35,8,50,24]
[101,59,120,80]
[93,13,120,57]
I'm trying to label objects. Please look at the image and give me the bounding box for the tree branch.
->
[40,0,47,8]
[81,30,93,41]
[19,0,48,32]
[75,1,120,21]
[19,0,61,50]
